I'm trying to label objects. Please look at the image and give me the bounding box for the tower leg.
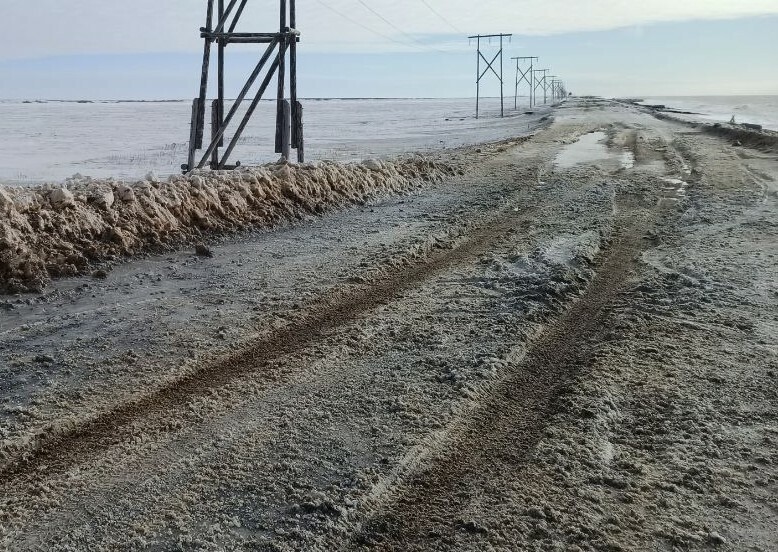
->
[186,0,214,171]
[281,100,291,160]
[210,99,220,169]
[294,101,304,163]
[475,36,480,119]
[499,35,504,118]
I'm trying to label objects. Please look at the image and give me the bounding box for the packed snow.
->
[0,97,547,186]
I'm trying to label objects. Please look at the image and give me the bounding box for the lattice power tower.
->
[183,0,303,173]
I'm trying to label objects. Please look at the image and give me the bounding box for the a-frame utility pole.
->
[558,81,567,99]
[547,76,558,102]
[184,0,304,173]
[511,56,538,109]
[548,77,565,102]
[468,33,512,119]
[534,68,549,104]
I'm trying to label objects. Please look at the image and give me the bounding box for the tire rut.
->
[343,205,652,550]
[0,202,538,491]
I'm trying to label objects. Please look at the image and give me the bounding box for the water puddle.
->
[554,131,635,170]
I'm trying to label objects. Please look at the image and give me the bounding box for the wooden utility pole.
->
[183,0,304,173]
[547,76,558,101]
[547,76,564,102]
[533,69,549,105]
[511,56,538,109]
[468,33,512,119]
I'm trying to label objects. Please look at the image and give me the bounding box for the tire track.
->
[342,204,653,550]
[0,202,539,490]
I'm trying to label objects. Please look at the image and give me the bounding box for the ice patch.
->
[541,230,602,267]
[662,178,687,187]
[661,177,689,198]
[620,150,636,169]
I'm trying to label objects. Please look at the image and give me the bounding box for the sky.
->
[1,0,777,99]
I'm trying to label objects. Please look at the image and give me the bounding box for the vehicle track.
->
[0,200,540,491]
[341,201,654,550]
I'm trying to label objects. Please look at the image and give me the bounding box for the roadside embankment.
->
[617,99,778,152]
[0,158,456,293]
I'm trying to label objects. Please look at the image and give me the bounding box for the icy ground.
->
[0,99,776,551]
[636,95,778,131]
[0,97,547,185]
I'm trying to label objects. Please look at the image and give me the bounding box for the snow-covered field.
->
[637,95,778,131]
[0,97,545,186]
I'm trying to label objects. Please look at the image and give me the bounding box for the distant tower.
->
[183,0,303,173]
[511,56,538,109]
[468,33,512,119]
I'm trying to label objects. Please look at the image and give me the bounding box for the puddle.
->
[554,131,635,170]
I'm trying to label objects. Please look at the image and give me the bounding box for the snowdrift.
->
[0,158,455,293]
[702,123,778,152]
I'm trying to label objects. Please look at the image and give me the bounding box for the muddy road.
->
[1,99,776,551]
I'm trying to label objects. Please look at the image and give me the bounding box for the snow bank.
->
[0,158,455,292]
[702,123,778,151]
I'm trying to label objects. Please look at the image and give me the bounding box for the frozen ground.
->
[0,98,776,551]
[0,97,546,186]
[636,95,778,131]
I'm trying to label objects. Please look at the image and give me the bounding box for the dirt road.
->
[1,99,776,551]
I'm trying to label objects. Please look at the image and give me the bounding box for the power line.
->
[420,0,463,34]
[313,0,420,51]
[355,0,449,54]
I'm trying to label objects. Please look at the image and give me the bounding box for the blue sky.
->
[0,2,777,100]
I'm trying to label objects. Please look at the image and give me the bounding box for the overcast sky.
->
[1,0,777,98]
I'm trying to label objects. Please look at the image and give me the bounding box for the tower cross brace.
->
[547,76,559,101]
[511,56,538,109]
[533,68,549,104]
[184,0,304,173]
[468,33,512,119]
